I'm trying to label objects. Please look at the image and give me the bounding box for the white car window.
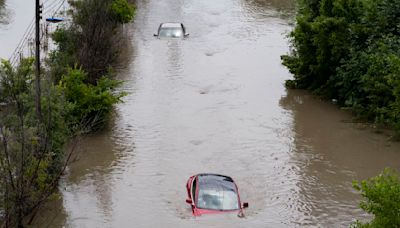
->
[159,28,183,38]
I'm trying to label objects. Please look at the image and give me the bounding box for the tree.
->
[0,0,135,226]
[0,59,70,227]
[282,0,400,135]
[282,0,363,96]
[51,0,135,83]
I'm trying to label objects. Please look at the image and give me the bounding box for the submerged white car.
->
[154,22,189,39]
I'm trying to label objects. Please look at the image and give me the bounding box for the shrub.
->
[282,0,400,135]
[59,67,126,130]
[111,0,136,24]
[0,59,68,227]
[352,168,400,227]
[50,0,136,83]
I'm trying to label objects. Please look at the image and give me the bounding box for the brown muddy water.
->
[27,0,400,227]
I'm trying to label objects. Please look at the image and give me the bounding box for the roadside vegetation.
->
[351,168,400,227]
[283,0,400,226]
[0,0,135,226]
[282,0,400,137]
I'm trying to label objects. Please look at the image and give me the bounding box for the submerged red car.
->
[186,173,248,216]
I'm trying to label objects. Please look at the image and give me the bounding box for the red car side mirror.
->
[242,202,249,208]
[186,199,193,204]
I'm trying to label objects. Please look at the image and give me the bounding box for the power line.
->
[9,0,68,66]
[43,0,65,16]
[9,20,36,65]
[43,0,63,12]
[49,0,66,17]
[42,0,54,6]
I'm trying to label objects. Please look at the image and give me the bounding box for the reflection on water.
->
[31,195,67,227]
[241,0,295,20]
[280,89,400,226]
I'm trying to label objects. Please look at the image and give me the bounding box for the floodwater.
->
[27,0,400,227]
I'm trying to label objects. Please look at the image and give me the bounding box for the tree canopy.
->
[282,0,400,135]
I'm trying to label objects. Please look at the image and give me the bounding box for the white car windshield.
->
[158,27,183,38]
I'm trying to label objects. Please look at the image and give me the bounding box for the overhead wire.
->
[43,0,63,13]
[9,0,68,65]
[42,0,55,6]
[43,0,63,19]
[41,0,67,41]
[9,17,35,65]
[49,0,66,17]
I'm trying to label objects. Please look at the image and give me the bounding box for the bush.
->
[282,0,400,135]
[352,168,400,227]
[282,0,362,95]
[50,0,136,83]
[59,67,125,130]
[0,59,68,226]
[48,0,134,130]
[111,0,136,24]
[334,36,400,122]
[0,0,134,225]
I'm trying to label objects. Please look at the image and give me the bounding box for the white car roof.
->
[160,23,182,28]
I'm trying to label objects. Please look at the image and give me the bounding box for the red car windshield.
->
[196,175,240,211]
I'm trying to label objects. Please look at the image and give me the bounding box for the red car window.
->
[196,174,240,211]
[192,177,197,201]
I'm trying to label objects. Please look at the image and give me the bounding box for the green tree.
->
[335,36,400,122]
[282,0,363,96]
[0,59,69,227]
[0,0,134,225]
[282,0,400,135]
[48,0,133,130]
[111,0,136,24]
[50,0,136,83]
[352,168,400,227]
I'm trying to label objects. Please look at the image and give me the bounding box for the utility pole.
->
[35,0,42,121]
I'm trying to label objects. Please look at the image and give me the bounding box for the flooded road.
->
[31,0,400,227]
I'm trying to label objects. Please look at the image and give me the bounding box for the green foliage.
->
[0,58,34,102]
[49,0,136,83]
[334,36,400,122]
[111,0,136,24]
[352,168,400,227]
[48,27,78,82]
[47,0,132,130]
[0,0,133,225]
[283,0,400,134]
[0,59,68,226]
[59,67,125,130]
[283,0,362,95]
